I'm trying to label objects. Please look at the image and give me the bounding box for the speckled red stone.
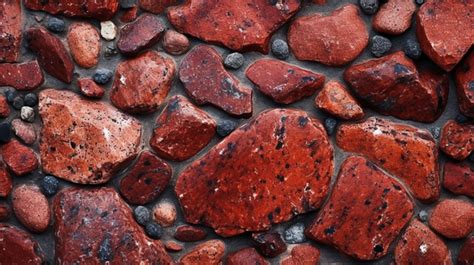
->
[0,61,44,91]
[315,80,364,120]
[0,0,21,62]
[24,0,119,20]
[179,240,225,265]
[429,199,474,239]
[77,78,105,98]
[174,225,208,242]
[439,120,474,160]
[67,23,100,68]
[139,0,178,14]
[281,244,320,265]
[0,95,9,118]
[117,14,165,56]
[458,237,474,265]
[12,185,50,233]
[372,0,416,35]
[0,224,44,264]
[0,164,12,197]
[455,51,474,118]
[443,162,474,198]
[0,139,39,176]
[227,248,269,265]
[11,119,36,145]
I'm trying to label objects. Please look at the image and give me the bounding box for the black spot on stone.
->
[373,244,384,253]
[324,226,336,235]
[276,174,285,182]
[394,63,410,75]
[298,116,308,127]
[98,234,113,262]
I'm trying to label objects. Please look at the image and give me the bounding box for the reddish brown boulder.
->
[0,202,9,221]
[252,232,287,258]
[67,22,100,68]
[439,120,474,160]
[443,162,474,198]
[26,27,74,83]
[53,187,173,264]
[0,224,44,264]
[162,30,190,55]
[455,51,474,117]
[458,237,474,265]
[0,95,9,118]
[174,225,207,242]
[315,80,364,120]
[227,248,269,265]
[343,51,449,123]
[373,0,416,35]
[119,151,171,205]
[0,139,39,176]
[394,220,452,265]
[110,50,175,114]
[246,59,325,104]
[169,0,300,53]
[306,156,414,261]
[77,78,105,98]
[0,61,44,90]
[288,4,368,66]
[117,14,165,56]
[281,244,320,265]
[0,0,22,62]
[179,240,225,265]
[150,95,216,161]
[176,109,333,237]
[12,119,36,145]
[139,0,177,14]
[12,185,50,233]
[416,0,473,71]
[165,241,183,252]
[179,45,252,117]
[39,89,142,184]
[0,164,12,197]
[429,199,474,239]
[24,0,119,20]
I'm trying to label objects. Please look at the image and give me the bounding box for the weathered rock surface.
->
[306,156,414,261]
[373,0,416,35]
[168,0,300,53]
[179,45,252,117]
[53,187,173,264]
[429,199,474,239]
[458,237,474,265]
[67,22,100,68]
[227,248,269,265]
[110,50,175,114]
[0,139,39,176]
[246,59,325,104]
[77,78,105,98]
[288,4,368,66]
[117,14,165,56]
[24,0,119,20]
[0,61,44,90]
[0,0,22,62]
[439,120,473,160]
[0,164,12,197]
[174,225,207,242]
[176,109,333,237]
[12,185,50,233]
[343,51,449,123]
[281,244,321,265]
[0,224,44,264]
[443,162,473,198]
[179,240,225,265]
[39,89,142,184]
[315,80,364,120]
[139,0,178,14]
[455,51,474,118]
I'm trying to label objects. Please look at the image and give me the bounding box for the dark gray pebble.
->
[371,35,392,58]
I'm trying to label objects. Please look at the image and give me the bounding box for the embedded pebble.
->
[271,39,290,60]
[12,185,50,232]
[93,68,113,84]
[359,0,379,14]
[153,201,177,227]
[162,30,190,55]
[23,93,38,107]
[0,123,12,143]
[145,222,163,239]
[370,35,392,57]
[403,39,422,59]
[134,206,150,226]
[45,17,65,33]
[40,175,59,197]
[20,107,35,123]
[100,21,117,41]
[224,52,244,69]
[216,120,238,137]
[284,222,306,244]
[11,119,36,145]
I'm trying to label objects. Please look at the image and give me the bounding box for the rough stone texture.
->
[139,0,178,14]
[315,80,364,120]
[26,27,74,84]
[227,248,269,265]
[0,61,44,90]
[458,237,474,265]
[53,187,173,264]
[168,0,300,53]
[429,199,474,239]
[288,4,368,66]
[281,244,321,265]
[174,225,207,242]
[394,220,452,265]
[372,0,416,35]
[39,89,142,184]
[343,51,449,123]
[0,139,39,176]
[153,201,177,227]
[0,224,44,264]
[0,164,12,197]
[12,119,36,145]
[117,14,165,56]
[162,30,190,55]
[252,232,287,258]
[246,59,325,104]
[24,0,119,20]
[77,78,105,98]
[439,120,474,160]
[110,50,175,114]
[119,151,172,205]
[443,162,473,198]
[0,202,9,221]
[179,45,253,117]
[176,109,334,237]
[179,239,225,265]
[0,95,9,118]
[150,95,216,161]
[67,22,100,68]
[455,51,474,118]
[0,0,22,62]
[12,185,50,233]
[306,156,414,261]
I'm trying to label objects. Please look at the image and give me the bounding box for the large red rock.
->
[53,187,173,264]
[281,244,321,265]
[443,162,474,198]
[110,50,175,114]
[117,14,165,56]
[176,109,334,237]
[416,0,473,71]
[179,45,252,117]
[429,199,474,239]
[343,51,449,123]
[12,185,50,233]
[39,89,142,184]
[139,0,177,14]
[315,80,364,120]
[458,237,474,265]
[288,4,368,66]
[0,61,44,90]
[455,51,474,118]
[246,59,325,104]
[394,220,452,265]
[150,95,216,161]
[67,22,100,69]
[179,240,225,265]
[0,139,39,176]
[26,27,74,84]
[168,0,300,53]
[227,248,269,265]
[336,117,439,203]
[0,224,44,264]
[0,0,22,62]
[0,164,12,198]
[372,0,416,35]
[306,156,414,261]
[439,120,474,160]
[24,0,119,20]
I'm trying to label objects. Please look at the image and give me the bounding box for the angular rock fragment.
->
[443,162,473,198]
[288,4,368,66]
[458,237,474,265]
[0,164,12,197]
[77,78,105,98]
[168,0,300,53]
[373,0,416,35]
[0,224,44,264]
[117,14,165,56]
[439,120,474,160]
[0,61,44,90]
[281,244,320,265]
[315,80,364,120]
[67,22,100,68]
[0,139,39,176]
[179,45,252,117]
[176,109,334,237]
[139,0,177,14]
[306,156,414,261]
[174,225,207,242]
[179,240,225,265]
[455,51,474,118]
[39,89,142,184]
[0,0,22,62]
[252,232,287,258]
[12,185,50,233]
[24,0,119,20]
[227,248,269,265]
[429,199,474,239]
[246,59,325,104]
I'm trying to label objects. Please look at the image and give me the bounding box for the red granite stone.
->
[439,120,474,160]
[24,0,119,20]
[162,30,190,55]
[306,156,414,261]
[0,0,22,62]
[11,119,36,145]
[176,109,334,237]
[429,199,474,239]
[0,61,44,90]
[139,0,178,14]
[110,50,175,114]
[26,27,74,84]
[0,224,44,264]
[373,0,416,35]
[0,164,12,197]
[165,241,183,252]
[443,162,474,198]
[12,185,50,233]
[455,51,474,118]
[0,202,9,221]
[117,14,165,56]
[246,59,325,104]
[53,187,173,264]
[0,139,39,176]
[179,45,253,117]
[119,151,171,205]
[179,240,225,265]
[394,220,452,265]
[174,225,207,242]
[288,4,368,66]
[315,80,364,120]
[458,237,474,265]
[150,95,216,161]
[120,6,138,23]
[39,89,142,184]
[252,232,287,258]
[0,95,10,118]
[337,117,439,203]
[227,248,269,265]
[77,78,105,99]
[281,244,321,265]
[67,22,100,68]
[343,51,449,123]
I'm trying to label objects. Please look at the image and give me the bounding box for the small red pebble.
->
[162,30,190,55]
[117,13,165,56]
[0,95,10,118]
[458,237,474,265]
[372,0,416,35]
[429,199,474,239]
[315,80,364,120]
[0,61,44,91]
[67,22,100,69]
[226,248,269,265]
[165,241,183,252]
[0,164,12,197]
[281,244,320,265]
[0,139,39,176]
[11,119,37,145]
[252,232,287,258]
[77,78,105,98]
[174,225,208,242]
[12,185,50,232]
[443,162,473,198]
[439,120,474,160]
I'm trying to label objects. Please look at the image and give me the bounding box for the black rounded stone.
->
[371,35,392,58]
[93,69,113,85]
[46,17,66,33]
[24,93,38,107]
[403,39,422,60]
[145,222,163,239]
[41,176,60,197]
[359,0,379,15]
[216,120,238,137]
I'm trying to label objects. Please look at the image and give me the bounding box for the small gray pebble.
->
[224,52,244,69]
[46,17,66,33]
[324,118,337,135]
[12,96,24,110]
[431,127,440,139]
[371,35,392,58]
[272,39,289,60]
[145,222,163,239]
[284,222,306,244]
[403,39,422,60]
[20,106,35,123]
[24,93,38,107]
[93,69,113,84]
[359,0,379,15]
[418,210,429,222]
[133,206,150,226]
